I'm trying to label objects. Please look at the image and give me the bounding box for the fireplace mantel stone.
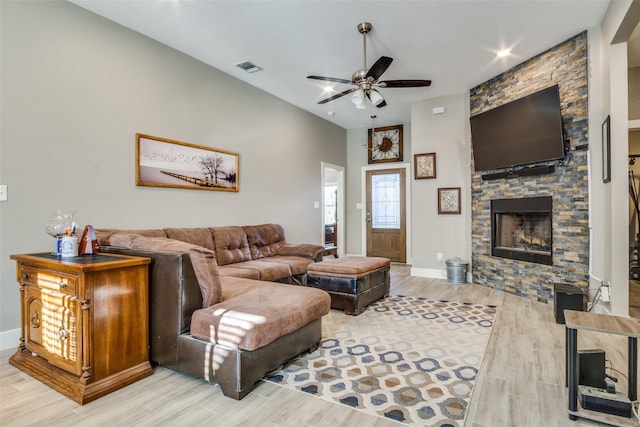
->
[470,32,589,304]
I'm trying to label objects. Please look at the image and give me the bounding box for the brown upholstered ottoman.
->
[306,255,390,315]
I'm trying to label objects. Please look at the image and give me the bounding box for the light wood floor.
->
[1,265,638,426]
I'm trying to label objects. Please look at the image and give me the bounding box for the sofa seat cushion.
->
[259,256,313,276]
[218,265,260,280]
[211,226,252,266]
[190,277,331,351]
[223,260,292,282]
[164,227,215,251]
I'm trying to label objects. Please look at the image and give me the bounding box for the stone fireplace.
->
[492,197,552,265]
[469,32,589,304]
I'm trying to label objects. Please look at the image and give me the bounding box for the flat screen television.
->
[470,85,565,172]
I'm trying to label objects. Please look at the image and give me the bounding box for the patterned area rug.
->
[266,295,497,427]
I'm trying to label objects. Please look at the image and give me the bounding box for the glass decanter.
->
[46,209,78,255]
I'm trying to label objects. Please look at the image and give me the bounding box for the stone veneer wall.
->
[470,32,589,304]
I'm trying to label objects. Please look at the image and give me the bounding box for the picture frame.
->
[438,187,461,214]
[368,124,403,164]
[602,115,610,183]
[414,152,436,179]
[136,133,239,192]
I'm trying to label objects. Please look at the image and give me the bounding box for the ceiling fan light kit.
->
[369,89,384,106]
[307,22,431,109]
[351,88,365,106]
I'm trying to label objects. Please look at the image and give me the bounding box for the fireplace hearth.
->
[491,196,552,265]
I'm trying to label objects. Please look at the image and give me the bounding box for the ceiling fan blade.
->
[378,79,432,88]
[317,88,356,104]
[366,56,393,80]
[307,75,352,84]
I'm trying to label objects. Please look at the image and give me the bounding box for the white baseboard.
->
[411,267,447,279]
[0,328,20,352]
[410,266,473,283]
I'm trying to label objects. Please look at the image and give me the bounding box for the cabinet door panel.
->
[42,290,83,376]
[24,286,46,357]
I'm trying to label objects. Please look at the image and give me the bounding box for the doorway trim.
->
[321,162,345,257]
[361,163,412,264]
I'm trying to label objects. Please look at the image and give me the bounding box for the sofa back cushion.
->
[117,236,222,307]
[95,228,167,247]
[244,224,285,259]
[164,227,216,251]
[210,226,252,266]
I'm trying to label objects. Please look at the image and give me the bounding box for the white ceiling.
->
[70,0,612,130]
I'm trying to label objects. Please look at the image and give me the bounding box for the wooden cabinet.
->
[9,253,152,404]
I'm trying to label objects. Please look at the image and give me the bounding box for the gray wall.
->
[0,1,346,335]
[630,66,640,120]
[410,94,471,273]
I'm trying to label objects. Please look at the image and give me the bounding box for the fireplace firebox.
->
[491,196,552,265]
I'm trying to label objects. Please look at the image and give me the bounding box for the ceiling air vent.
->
[235,61,262,73]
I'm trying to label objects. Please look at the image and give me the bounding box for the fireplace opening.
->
[491,196,552,265]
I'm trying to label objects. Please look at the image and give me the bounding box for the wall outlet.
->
[600,285,610,302]
[0,185,6,201]
[437,252,444,263]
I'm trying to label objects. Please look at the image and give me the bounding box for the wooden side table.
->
[565,310,639,426]
[9,253,152,404]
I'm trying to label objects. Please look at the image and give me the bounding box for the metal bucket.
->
[445,258,468,284]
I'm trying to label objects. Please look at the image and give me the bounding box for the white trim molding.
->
[0,328,20,352]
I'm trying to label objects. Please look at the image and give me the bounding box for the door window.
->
[371,173,400,229]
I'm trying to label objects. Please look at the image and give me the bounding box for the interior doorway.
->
[629,128,640,319]
[322,162,345,257]
[626,18,640,319]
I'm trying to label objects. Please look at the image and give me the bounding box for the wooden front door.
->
[366,168,406,262]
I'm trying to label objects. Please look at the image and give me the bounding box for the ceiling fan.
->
[307,22,431,109]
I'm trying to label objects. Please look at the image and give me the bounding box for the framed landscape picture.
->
[438,187,461,214]
[136,133,239,192]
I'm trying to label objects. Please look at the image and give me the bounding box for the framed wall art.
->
[368,124,403,164]
[438,187,461,214]
[414,152,436,179]
[136,133,239,192]
[602,115,610,183]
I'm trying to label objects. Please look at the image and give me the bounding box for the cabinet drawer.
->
[19,266,78,295]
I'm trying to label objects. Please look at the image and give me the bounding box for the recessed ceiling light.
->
[327,111,335,116]
[497,49,511,58]
[323,86,334,93]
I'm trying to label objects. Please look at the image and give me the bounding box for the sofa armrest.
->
[278,243,324,261]
[100,246,202,368]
